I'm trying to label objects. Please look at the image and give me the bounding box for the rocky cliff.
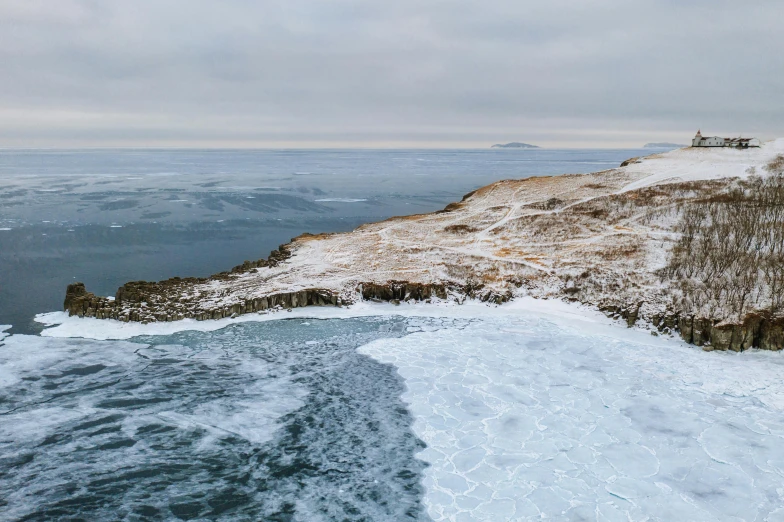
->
[64,140,784,352]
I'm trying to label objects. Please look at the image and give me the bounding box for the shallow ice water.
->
[0,317,443,521]
[360,316,784,521]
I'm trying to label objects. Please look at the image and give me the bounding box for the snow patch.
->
[619,138,784,192]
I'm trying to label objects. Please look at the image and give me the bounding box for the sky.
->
[1,0,782,148]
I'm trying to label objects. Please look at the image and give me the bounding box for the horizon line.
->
[0,144,686,151]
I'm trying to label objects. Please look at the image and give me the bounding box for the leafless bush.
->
[443,224,479,234]
[598,240,642,261]
[665,155,784,318]
[525,197,566,211]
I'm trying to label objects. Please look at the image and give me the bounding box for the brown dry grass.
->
[597,241,642,260]
[494,247,528,258]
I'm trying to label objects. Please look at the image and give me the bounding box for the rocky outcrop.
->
[64,282,115,319]
[64,269,783,351]
[687,314,784,352]
[361,281,449,302]
[63,241,307,323]
[620,157,642,167]
[360,281,512,305]
[598,301,783,352]
[64,276,513,324]
[68,283,342,323]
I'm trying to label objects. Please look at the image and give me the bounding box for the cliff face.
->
[64,140,784,352]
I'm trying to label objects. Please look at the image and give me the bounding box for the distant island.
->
[644,142,687,148]
[491,142,539,149]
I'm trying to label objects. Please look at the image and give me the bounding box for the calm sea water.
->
[0,148,648,334]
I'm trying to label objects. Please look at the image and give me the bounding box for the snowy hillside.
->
[621,139,784,191]
[64,140,784,350]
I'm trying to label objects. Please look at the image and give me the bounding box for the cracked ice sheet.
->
[360,317,784,521]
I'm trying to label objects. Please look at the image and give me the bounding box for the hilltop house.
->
[692,130,760,148]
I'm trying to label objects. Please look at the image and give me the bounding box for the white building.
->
[692,130,760,148]
[692,131,724,147]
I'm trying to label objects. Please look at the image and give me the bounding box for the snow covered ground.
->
[620,141,784,192]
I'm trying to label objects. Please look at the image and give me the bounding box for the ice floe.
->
[360,314,784,521]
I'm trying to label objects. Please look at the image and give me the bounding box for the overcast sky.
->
[1,0,782,148]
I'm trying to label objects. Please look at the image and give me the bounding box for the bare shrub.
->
[443,224,479,234]
[524,197,566,211]
[766,154,784,175]
[598,240,642,261]
[665,157,784,318]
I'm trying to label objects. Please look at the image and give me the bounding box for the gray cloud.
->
[1,0,782,147]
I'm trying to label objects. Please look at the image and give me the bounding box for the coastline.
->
[40,296,651,341]
[59,141,784,352]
